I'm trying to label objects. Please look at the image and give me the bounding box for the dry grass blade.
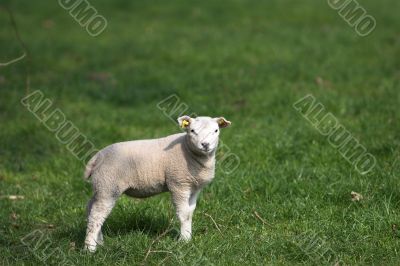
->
[253,211,273,227]
[1,195,25,200]
[204,213,222,235]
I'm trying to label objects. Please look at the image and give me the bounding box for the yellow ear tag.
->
[181,120,190,128]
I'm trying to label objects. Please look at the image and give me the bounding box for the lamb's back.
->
[91,134,186,193]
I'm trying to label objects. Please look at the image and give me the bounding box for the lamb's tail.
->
[84,152,99,179]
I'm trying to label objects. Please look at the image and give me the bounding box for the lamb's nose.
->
[201,142,209,149]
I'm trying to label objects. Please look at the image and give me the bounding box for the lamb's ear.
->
[177,115,192,128]
[215,117,231,128]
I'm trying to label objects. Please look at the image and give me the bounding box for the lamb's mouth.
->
[201,147,214,153]
[200,146,209,152]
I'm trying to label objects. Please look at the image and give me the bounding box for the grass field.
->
[1,0,400,265]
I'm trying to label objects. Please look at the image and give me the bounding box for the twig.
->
[253,211,273,227]
[0,5,31,94]
[141,218,174,265]
[0,53,26,67]
[157,256,172,266]
[0,6,29,67]
[204,213,222,235]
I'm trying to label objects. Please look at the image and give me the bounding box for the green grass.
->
[1,0,400,264]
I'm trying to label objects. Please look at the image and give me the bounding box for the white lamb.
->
[83,115,231,252]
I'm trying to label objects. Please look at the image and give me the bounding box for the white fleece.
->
[83,116,231,252]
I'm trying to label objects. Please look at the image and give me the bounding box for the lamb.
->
[83,115,231,252]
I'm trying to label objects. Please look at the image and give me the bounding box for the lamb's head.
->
[178,115,231,155]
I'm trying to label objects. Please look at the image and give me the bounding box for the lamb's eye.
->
[215,129,218,133]
[191,129,195,133]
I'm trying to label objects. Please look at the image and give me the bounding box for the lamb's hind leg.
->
[86,197,104,246]
[85,194,117,252]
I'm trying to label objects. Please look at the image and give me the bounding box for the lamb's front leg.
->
[172,189,200,241]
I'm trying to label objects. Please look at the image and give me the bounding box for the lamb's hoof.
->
[84,244,97,253]
[178,235,191,242]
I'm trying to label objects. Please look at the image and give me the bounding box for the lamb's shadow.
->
[103,211,177,238]
[57,210,178,248]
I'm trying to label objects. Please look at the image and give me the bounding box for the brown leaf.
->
[10,212,18,220]
[392,224,400,238]
[315,76,332,89]
[315,76,324,86]
[233,99,247,110]
[42,19,55,29]
[87,72,115,85]
[351,191,363,202]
